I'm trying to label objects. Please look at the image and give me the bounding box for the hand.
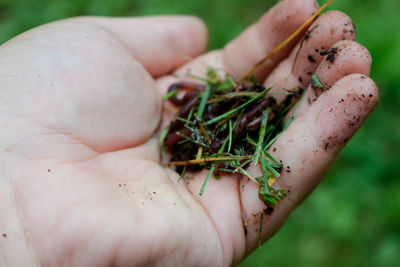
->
[0,0,378,266]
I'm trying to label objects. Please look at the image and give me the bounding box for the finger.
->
[240,74,378,253]
[223,0,319,80]
[184,170,246,265]
[264,11,356,102]
[74,16,208,77]
[174,0,318,80]
[294,40,371,118]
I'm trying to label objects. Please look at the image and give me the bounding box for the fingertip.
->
[328,73,379,112]
[317,10,356,38]
[305,73,379,154]
[291,10,356,84]
[223,0,318,80]
[319,10,357,42]
[259,0,318,30]
[74,15,209,77]
[168,15,209,56]
[258,0,319,57]
[148,15,209,73]
[344,73,379,108]
[316,40,372,92]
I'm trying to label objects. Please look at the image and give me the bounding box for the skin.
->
[0,0,378,266]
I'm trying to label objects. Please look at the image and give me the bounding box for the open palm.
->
[0,0,378,266]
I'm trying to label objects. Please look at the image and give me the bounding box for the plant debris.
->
[161,68,303,209]
[320,47,338,63]
[311,74,325,94]
[160,0,334,211]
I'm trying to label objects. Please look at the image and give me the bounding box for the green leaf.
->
[216,74,237,91]
[207,66,219,83]
[249,74,259,84]
[162,89,178,100]
[311,74,325,93]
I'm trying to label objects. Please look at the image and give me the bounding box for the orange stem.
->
[166,156,253,166]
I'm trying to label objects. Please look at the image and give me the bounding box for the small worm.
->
[164,127,192,148]
[246,110,277,131]
[234,97,276,135]
[210,137,226,153]
[168,82,205,106]
[206,104,220,121]
[179,92,199,117]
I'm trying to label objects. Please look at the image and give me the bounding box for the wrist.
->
[0,176,39,266]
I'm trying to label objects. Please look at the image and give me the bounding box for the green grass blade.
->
[162,89,178,100]
[227,120,233,153]
[204,88,270,125]
[177,166,187,182]
[199,164,216,196]
[196,83,211,121]
[254,109,269,165]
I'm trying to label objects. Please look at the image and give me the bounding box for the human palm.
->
[0,0,378,266]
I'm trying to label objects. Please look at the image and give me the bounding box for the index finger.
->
[173,0,318,81]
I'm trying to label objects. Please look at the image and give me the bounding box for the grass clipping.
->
[162,69,302,208]
[161,0,333,210]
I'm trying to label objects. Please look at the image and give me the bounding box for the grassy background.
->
[1,0,399,266]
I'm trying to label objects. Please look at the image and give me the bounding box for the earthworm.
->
[233,97,276,135]
[168,82,205,106]
[164,127,192,148]
[246,110,277,131]
[245,88,303,131]
[246,116,263,131]
[205,104,220,121]
[210,137,226,153]
[178,92,199,117]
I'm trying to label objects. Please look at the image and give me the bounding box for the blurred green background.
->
[0,0,399,266]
